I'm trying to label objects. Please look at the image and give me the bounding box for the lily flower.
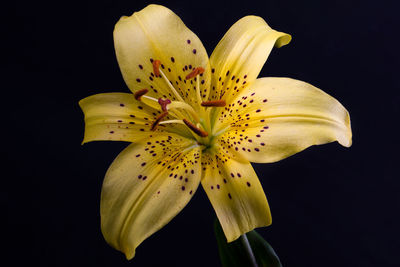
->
[79,4,352,259]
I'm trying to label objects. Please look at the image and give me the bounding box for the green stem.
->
[240,234,259,267]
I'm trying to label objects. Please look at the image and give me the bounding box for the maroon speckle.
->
[256,109,261,112]
[181,186,185,191]
[142,176,147,181]
[138,175,142,179]
[244,75,247,79]
[136,78,141,82]
[187,39,191,44]
[237,173,241,178]
[192,49,197,54]
[255,148,260,152]
[138,64,143,69]
[136,154,140,157]
[211,186,214,190]
[228,193,232,199]
[189,190,193,195]
[171,57,175,62]
[141,162,146,166]
[247,182,251,187]
[119,103,125,107]
[212,68,215,73]
[109,131,114,134]
[263,99,268,102]
[217,184,220,189]
[261,143,265,146]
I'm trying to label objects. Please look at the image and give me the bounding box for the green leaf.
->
[214,219,282,267]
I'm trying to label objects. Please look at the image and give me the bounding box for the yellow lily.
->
[79,4,352,260]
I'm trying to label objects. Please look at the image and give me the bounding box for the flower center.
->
[134,59,229,149]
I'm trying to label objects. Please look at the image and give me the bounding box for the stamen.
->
[152,60,161,77]
[151,111,169,130]
[158,68,184,102]
[134,89,148,100]
[185,67,205,80]
[158,98,171,111]
[159,119,185,125]
[201,100,226,107]
[183,119,208,137]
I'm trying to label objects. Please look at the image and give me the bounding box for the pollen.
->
[183,119,208,137]
[151,111,169,130]
[152,59,161,77]
[201,100,226,107]
[134,89,148,100]
[185,67,205,80]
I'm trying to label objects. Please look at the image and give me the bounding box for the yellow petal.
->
[208,16,291,102]
[201,149,271,242]
[216,77,352,163]
[114,4,211,107]
[79,93,177,143]
[101,133,202,259]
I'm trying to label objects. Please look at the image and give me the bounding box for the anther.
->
[158,98,171,111]
[134,89,148,100]
[152,60,161,77]
[151,111,168,130]
[201,100,226,107]
[185,67,205,80]
[183,119,208,137]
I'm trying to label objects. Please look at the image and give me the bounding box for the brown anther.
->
[185,67,205,80]
[151,111,168,130]
[152,60,161,77]
[183,119,208,137]
[201,100,226,107]
[134,89,148,100]
[158,98,171,111]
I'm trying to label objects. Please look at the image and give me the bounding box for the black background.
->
[5,0,399,266]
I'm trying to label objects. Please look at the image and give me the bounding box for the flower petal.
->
[79,93,179,143]
[114,4,211,106]
[101,133,202,259]
[201,150,271,242]
[217,77,352,163]
[208,16,290,102]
